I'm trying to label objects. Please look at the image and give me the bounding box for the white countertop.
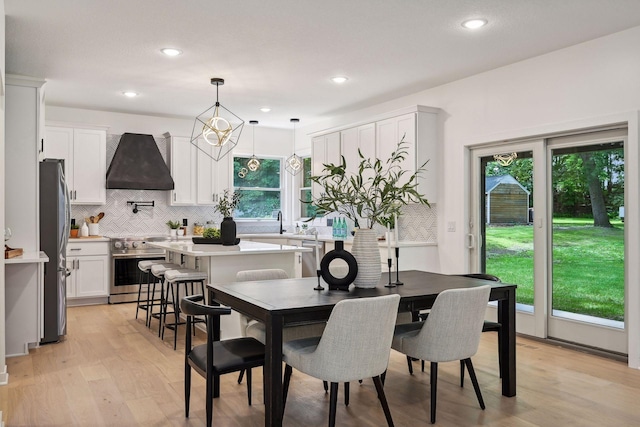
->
[5,251,49,264]
[69,236,111,242]
[240,232,436,247]
[147,240,312,256]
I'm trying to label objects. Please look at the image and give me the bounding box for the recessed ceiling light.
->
[161,48,182,56]
[122,91,138,98]
[260,107,271,113]
[331,76,349,84]
[462,19,487,29]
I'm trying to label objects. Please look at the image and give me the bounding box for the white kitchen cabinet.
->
[376,113,417,188]
[311,131,341,198]
[5,253,48,356]
[196,138,232,205]
[167,135,231,206]
[377,109,439,202]
[66,241,109,305]
[341,123,376,177]
[311,106,439,203]
[44,126,107,205]
[167,135,197,205]
[6,75,46,253]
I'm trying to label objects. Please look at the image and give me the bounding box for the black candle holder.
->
[385,258,396,288]
[393,247,403,285]
[314,269,325,291]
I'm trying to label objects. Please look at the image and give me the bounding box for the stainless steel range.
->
[109,236,169,303]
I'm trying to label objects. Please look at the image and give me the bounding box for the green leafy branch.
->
[306,137,429,229]
[215,189,242,218]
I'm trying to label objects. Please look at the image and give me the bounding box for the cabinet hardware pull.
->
[77,259,80,269]
[41,138,44,153]
[70,248,81,251]
[174,193,177,202]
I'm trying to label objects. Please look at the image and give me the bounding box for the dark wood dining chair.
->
[181,295,265,427]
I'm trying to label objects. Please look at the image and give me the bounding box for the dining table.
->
[208,270,517,427]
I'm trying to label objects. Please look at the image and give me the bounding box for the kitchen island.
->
[147,240,311,338]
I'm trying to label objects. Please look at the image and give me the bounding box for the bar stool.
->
[163,268,208,350]
[136,260,168,327]
[150,262,181,337]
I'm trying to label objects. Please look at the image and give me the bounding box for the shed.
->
[486,175,530,224]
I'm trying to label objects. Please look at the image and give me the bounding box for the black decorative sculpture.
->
[320,241,358,291]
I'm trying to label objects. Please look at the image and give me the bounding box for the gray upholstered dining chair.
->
[281,294,401,427]
[405,273,502,383]
[235,269,327,384]
[392,285,491,424]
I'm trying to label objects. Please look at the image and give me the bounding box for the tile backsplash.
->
[72,134,437,242]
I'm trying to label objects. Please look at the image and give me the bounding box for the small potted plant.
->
[70,223,80,238]
[166,220,181,237]
[214,189,242,245]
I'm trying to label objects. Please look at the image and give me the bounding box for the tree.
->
[579,152,611,227]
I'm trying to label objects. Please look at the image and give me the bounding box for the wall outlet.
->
[447,221,456,232]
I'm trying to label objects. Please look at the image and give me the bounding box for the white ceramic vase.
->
[351,228,382,288]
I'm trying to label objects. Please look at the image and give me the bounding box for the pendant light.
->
[190,77,244,161]
[247,120,260,172]
[493,152,518,166]
[285,118,303,176]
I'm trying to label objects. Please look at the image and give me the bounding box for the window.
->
[300,156,317,218]
[233,156,282,219]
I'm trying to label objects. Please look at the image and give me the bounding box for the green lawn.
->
[485,219,624,321]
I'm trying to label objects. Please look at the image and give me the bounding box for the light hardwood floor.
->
[2,303,640,426]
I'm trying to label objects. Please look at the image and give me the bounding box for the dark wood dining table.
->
[208,270,517,427]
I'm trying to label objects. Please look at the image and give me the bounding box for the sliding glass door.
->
[470,129,627,353]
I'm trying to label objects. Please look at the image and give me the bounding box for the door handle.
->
[467,234,475,249]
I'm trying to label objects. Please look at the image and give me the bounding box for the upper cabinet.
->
[196,138,232,205]
[6,75,46,252]
[44,126,107,205]
[311,132,341,198]
[167,135,197,205]
[341,123,376,178]
[312,106,439,203]
[167,134,232,206]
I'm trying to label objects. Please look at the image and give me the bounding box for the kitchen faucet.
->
[277,211,284,234]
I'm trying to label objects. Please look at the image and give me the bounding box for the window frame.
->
[233,154,284,220]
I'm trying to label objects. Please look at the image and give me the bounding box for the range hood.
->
[106,133,175,190]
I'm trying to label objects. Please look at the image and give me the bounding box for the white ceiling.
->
[6,0,640,128]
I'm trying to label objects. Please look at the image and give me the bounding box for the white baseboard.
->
[0,365,8,385]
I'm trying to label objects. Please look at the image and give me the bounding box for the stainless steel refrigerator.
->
[39,159,71,344]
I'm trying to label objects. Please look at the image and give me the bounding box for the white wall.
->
[0,0,7,386]
[301,25,640,368]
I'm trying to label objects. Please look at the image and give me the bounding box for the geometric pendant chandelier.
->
[247,120,261,172]
[493,152,518,166]
[190,77,244,161]
[285,118,303,176]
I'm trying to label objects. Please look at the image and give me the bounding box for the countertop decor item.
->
[70,223,79,238]
[166,220,181,237]
[308,137,430,287]
[192,237,241,245]
[319,240,357,291]
[214,189,242,245]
